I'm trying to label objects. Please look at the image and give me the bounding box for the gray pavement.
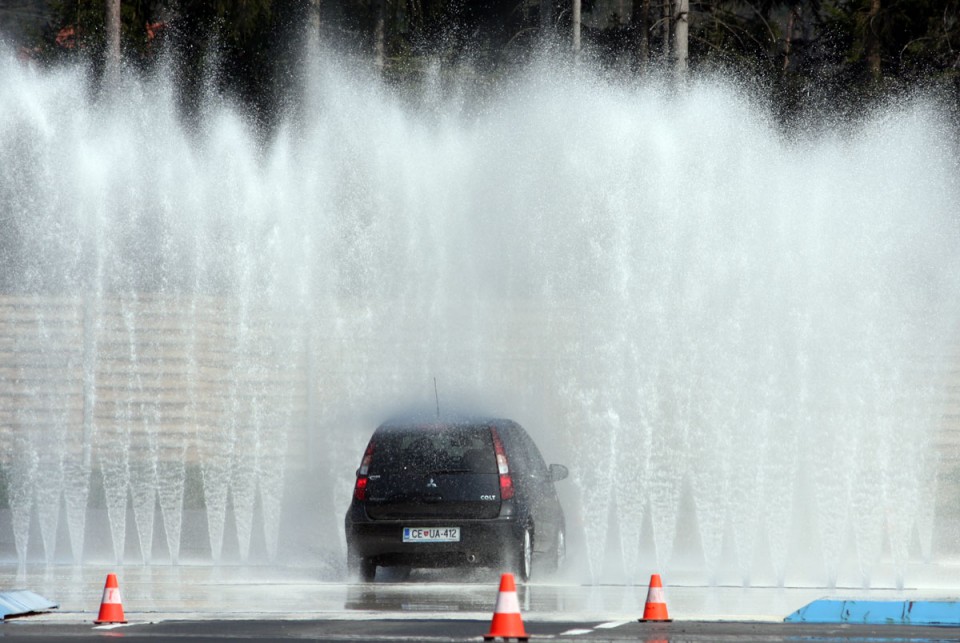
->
[3,564,960,641]
[3,619,960,641]
[7,563,960,622]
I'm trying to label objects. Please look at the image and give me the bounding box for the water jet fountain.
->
[0,45,958,589]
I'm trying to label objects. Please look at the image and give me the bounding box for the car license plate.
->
[403,527,460,543]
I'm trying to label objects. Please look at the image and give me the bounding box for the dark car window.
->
[501,423,548,477]
[519,430,549,477]
[369,426,497,475]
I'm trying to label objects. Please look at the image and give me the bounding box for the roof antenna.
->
[434,377,440,418]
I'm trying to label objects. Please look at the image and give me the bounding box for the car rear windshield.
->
[369,425,497,475]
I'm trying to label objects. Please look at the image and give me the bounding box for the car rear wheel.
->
[510,526,533,582]
[384,565,411,582]
[356,557,376,582]
[348,548,376,582]
[552,528,566,573]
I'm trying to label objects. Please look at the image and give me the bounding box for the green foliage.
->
[685,0,959,102]
[820,0,959,72]
[164,0,291,116]
[172,0,274,46]
[44,0,164,62]
[25,0,960,122]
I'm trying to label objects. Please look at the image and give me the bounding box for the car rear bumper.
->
[345,513,522,568]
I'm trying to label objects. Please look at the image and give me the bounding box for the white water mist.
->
[0,46,958,587]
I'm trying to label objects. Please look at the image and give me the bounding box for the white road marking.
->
[594,620,630,629]
[560,628,594,635]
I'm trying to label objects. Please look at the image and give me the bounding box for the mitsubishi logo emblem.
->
[426,477,437,488]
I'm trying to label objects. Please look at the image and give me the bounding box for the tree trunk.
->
[105,0,120,73]
[661,0,671,61]
[782,5,797,71]
[374,0,386,71]
[541,0,555,38]
[865,0,881,80]
[632,0,650,69]
[572,0,581,56]
[309,0,321,48]
[673,0,688,74]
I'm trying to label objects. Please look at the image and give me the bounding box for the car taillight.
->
[354,441,374,501]
[490,428,514,500]
[353,476,368,501]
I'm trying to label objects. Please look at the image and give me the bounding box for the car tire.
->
[511,526,533,583]
[348,548,376,582]
[385,565,411,582]
[551,527,566,573]
[357,557,376,582]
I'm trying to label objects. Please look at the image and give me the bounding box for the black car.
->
[344,416,568,582]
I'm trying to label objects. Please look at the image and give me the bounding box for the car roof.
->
[375,414,520,432]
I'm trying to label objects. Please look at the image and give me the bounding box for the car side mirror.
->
[548,463,568,482]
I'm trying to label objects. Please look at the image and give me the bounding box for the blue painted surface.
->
[0,590,58,619]
[786,599,960,626]
[903,600,960,625]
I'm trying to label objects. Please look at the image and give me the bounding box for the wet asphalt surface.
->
[5,565,960,641]
[3,618,960,641]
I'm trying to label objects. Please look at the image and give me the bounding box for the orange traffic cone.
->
[484,573,528,641]
[639,573,672,622]
[94,573,127,624]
